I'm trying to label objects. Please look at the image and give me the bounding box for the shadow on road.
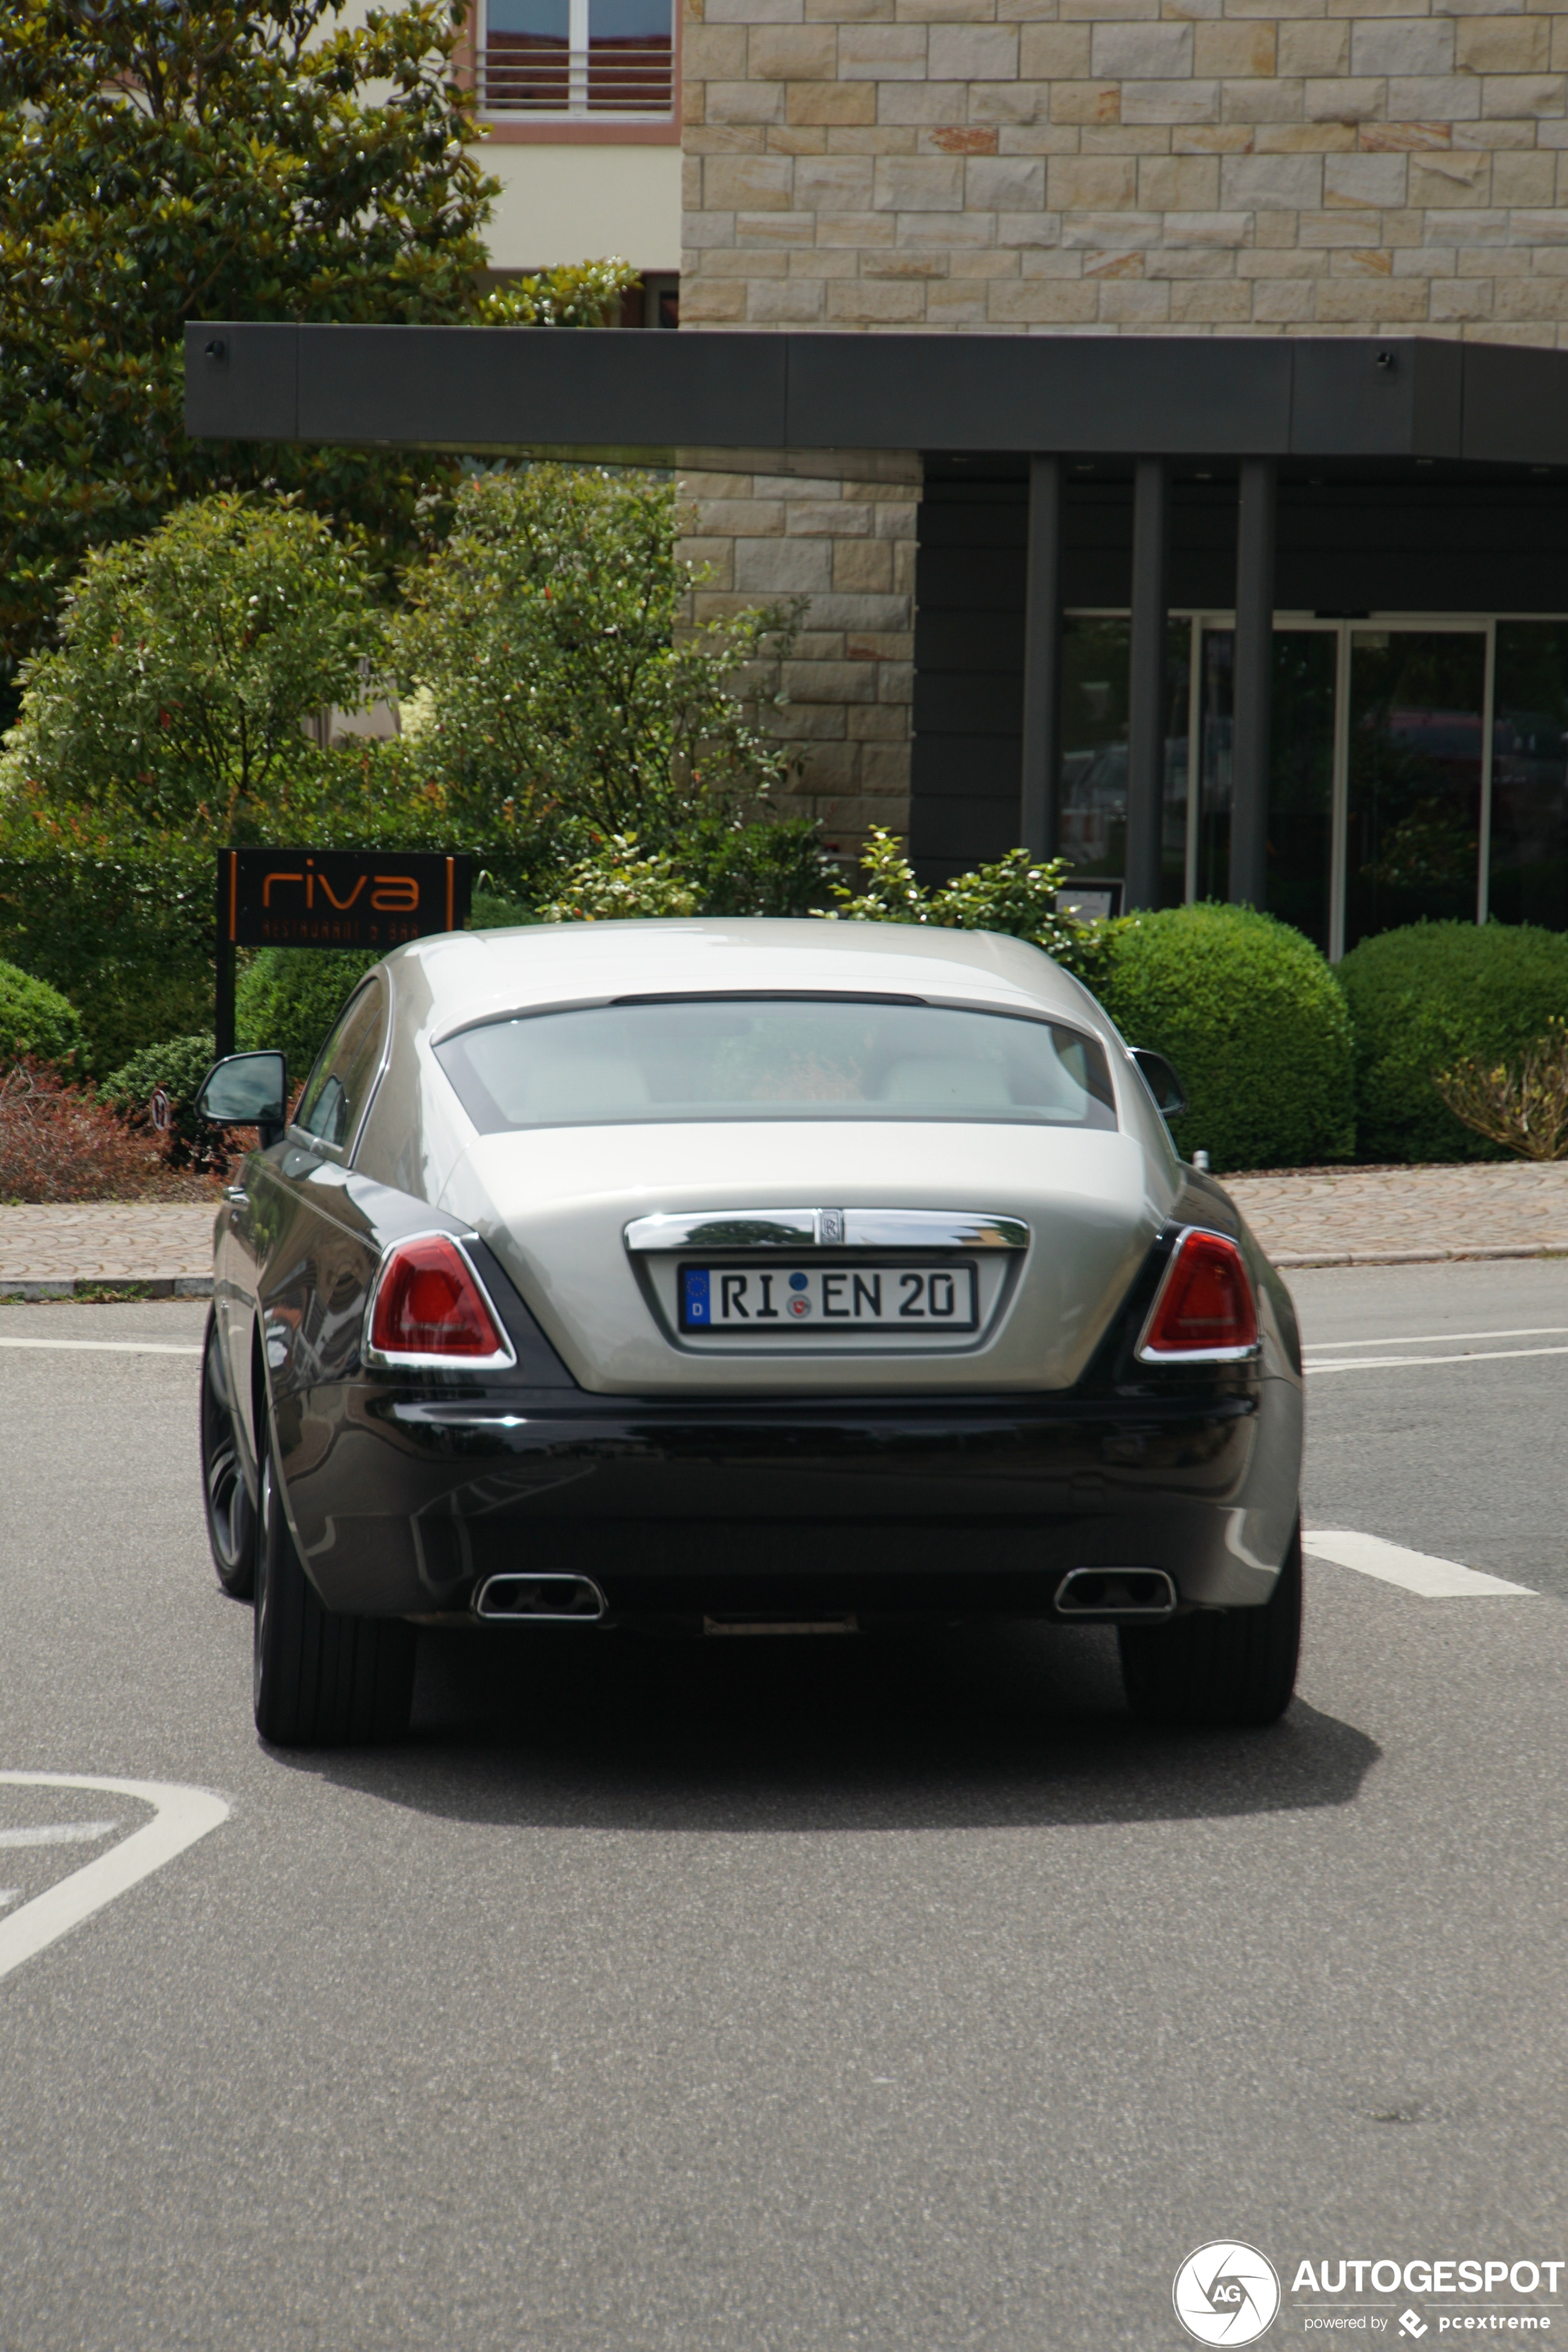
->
[279,1619,1379,1833]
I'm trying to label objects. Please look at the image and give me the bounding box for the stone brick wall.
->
[680,456,919,848]
[680,0,1568,339]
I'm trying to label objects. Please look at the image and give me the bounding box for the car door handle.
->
[224,1186,249,1207]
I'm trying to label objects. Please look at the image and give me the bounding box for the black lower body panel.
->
[273,1374,1303,1620]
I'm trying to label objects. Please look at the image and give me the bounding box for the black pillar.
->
[1230,456,1276,909]
[1124,456,1169,911]
[1019,454,1061,859]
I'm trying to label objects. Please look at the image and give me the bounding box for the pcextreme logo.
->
[1174,2243,1283,2345]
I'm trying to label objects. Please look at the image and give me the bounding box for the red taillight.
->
[369,1235,505,1361]
[1138,1230,1258,1361]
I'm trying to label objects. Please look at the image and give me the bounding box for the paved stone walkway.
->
[0,1204,218,1296]
[1227,1161,1568,1268]
[1,1164,1566,1291]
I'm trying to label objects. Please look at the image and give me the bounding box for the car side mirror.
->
[1129,1047,1187,1120]
[196,1051,288,1147]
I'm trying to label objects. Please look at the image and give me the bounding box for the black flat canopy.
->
[183,321,1568,466]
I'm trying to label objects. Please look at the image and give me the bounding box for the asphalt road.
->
[1,1268,1566,2351]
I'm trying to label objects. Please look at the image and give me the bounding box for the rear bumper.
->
[275,1373,1303,1620]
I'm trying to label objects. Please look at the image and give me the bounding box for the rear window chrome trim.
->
[625,1209,1030,1254]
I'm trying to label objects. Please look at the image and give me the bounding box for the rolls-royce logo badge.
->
[819,1209,844,1245]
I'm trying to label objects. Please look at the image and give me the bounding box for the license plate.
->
[679,1261,978,1333]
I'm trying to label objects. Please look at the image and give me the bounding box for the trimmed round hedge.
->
[0,958,84,1068]
[1096,902,1354,1173]
[236,947,380,1083]
[1337,919,1568,1162]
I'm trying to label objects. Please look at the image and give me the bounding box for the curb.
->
[1276,1244,1568,1270]
[0,1275,214,1301]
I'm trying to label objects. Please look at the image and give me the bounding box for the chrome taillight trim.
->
[362,1230,519,1372]
[623,1207,1030,1253]
[1135,1225,1262,1365]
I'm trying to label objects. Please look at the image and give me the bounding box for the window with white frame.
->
[479,0,674,115]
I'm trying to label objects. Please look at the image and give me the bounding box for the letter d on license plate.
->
[680,1261,978,1333]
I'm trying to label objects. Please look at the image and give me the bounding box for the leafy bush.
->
[0,1058,189,1201]
[389,465,803,874]
[0,852,212,1074]
[1436,1019,1568,1160]
[469,889,536,931]
[1338,920,1568,1162]
[100,1033,219,1167]
[817,827,1119,991]
[1095,903,1354,1173]
[533,815,832,925]
[538,837,699,922]
[236,948,380,1082]
[0,959,82,1067]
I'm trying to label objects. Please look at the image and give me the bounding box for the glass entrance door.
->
[1343,629,1487,953]
[1196,627,1338,953]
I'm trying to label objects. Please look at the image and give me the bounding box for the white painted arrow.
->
[0,1773,230,1985]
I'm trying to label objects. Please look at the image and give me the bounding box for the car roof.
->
[389,917,1097,1032]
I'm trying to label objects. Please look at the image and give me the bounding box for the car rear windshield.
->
[435,996,1119,1132]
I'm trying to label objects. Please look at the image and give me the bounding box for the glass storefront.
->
[1491,623,1568,929]
[1055,614,1568,954]
[1059,615,1190,911]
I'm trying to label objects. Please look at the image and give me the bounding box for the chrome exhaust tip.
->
[473,1573,607,1623]
[1055,1568,1177,1619]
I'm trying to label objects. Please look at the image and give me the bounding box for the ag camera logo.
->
[1174,2242,1283,2345]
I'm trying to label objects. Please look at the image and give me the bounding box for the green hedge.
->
[1096,902,1354,1173]
[0,854,211,1076]
[0,958,84,1067]
[236,946,381,1081]
[1338,920,1568,1162]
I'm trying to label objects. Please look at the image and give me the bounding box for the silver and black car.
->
[196,917,1304,1746]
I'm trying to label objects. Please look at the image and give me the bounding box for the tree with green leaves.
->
[0,494,393,850]
[0,0,632,685]
[390,464,806,880]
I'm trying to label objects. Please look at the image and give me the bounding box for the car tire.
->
[1118,1520,1302,1730]
[253,1427,415,1748]
[201,1309,257,1600]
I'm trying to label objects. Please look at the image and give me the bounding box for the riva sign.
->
[220,848,472,951]
[213,846,473,1054]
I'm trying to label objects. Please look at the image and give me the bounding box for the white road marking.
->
[1305,1530,1537,1598]
[1306,1342,1568,1375]
[1302,1325,1568,1351]
[0,1337,201,1356]
[0,1893,17,1911]
[0,1820,116,1849]
[0,1774,229,1985]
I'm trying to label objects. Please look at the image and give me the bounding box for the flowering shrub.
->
[0,1059,206,1201]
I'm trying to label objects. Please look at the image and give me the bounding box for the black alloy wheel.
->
[1119,1519,1303,1730]
[254,1428,415,1748]
[201,1309,257,1599]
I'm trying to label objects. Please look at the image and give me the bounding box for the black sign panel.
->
[220,848,472,951]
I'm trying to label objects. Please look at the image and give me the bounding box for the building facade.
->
[201,0,1568,954]
[669,0,1568,944]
